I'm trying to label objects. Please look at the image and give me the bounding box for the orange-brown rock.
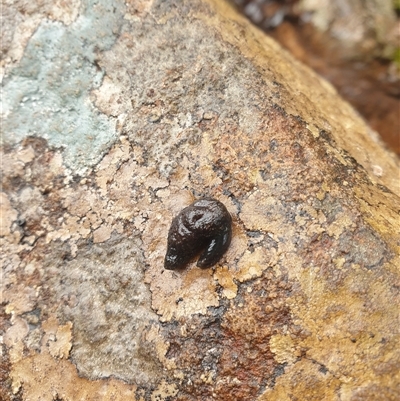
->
[1,0,399,400]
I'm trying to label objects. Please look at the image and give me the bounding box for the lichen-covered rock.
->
[1,0,399,400]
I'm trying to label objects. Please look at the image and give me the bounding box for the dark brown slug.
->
[164,198,232,270]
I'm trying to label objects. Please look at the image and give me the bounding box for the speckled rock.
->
[1,0,399,400]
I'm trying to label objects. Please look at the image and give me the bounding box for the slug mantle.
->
[164,198,232,270]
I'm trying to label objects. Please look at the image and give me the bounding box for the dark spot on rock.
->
[339,227,390,269]
[269,139,278,152]
[319,130,333,143]
[318,364,328,374]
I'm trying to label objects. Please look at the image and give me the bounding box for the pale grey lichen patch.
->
[102,10,271,178]
[2,0,125,174]
[44,234,162,385]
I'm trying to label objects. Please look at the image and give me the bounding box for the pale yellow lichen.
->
[48,322,73,359]
[11,353,138,400]
[4,317,29,364]
[93,224,112,243]
[16,146,35,163]
[145,324,177,370]
[0,192,18,236]
[326,213,355,239]
[150,380,179,401]
[214,265,238,299]
[235,247,277,283]
[269,334,298,364]
[258,359,340,401]
[4,284,36,315]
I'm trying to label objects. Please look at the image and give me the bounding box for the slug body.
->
[164,198,232,270]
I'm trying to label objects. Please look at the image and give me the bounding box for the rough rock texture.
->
[1,0,399,400]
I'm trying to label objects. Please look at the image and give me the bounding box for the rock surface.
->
[1,0,399,400]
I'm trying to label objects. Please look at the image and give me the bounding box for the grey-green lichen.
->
[2,0,125,173]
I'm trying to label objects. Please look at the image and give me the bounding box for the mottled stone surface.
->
[2,0,120,173]
[1,0,399,400]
